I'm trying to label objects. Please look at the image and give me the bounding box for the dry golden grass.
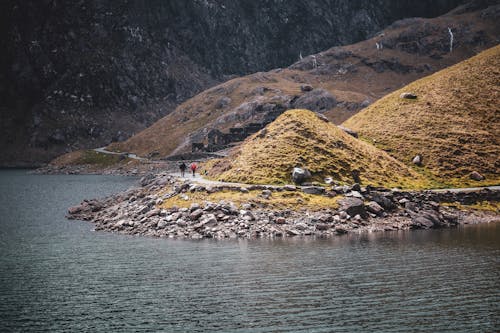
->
[159,189,340,211]
[50,149,129,167]
[442,201,500,213]
[344,45,500,188]
[105,7,498,161]
[205,109,430,188]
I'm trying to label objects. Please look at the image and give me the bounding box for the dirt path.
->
[170,171,500,194]
[94,147,148,161]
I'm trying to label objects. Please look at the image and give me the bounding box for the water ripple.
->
[0,170,498,332]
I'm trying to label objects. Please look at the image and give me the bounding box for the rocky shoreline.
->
[66,173,500,240]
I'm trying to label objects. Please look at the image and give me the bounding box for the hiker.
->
[179,162,187,177]
[190,162,197,177]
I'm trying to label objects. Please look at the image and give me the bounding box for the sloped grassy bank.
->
[344,45,500,188]
[205,109,430,188]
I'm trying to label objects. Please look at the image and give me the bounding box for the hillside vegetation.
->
[344,45,500,187]
[206,109,429,188]
[105,3,500,160]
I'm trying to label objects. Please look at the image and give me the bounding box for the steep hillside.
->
[108,2,500,159]
[0,0,465,166]
[205,109,429,188]
[344,45,500,187]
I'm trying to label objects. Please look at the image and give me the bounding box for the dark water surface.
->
[0,170,498,332]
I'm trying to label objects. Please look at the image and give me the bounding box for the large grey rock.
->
[412,154,423,166]
[302,186,326,195]
[365,201,384,216]
[293,89,337,112]
[339,197,367,218]
[292,167,311,185]
[371,193,397,210]
[400,92,417,99]
[337,126,358,138]
[411,210,442,229]
[189,209,204,220]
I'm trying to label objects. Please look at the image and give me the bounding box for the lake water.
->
[0,170,498,332]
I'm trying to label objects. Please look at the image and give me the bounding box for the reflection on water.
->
[0,170,498,332]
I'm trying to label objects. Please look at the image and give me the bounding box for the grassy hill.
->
[343,45,500,187]
[206,109,429,188]
[104,4,500,159]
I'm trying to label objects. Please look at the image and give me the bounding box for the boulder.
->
[339,197,367,218]
[366,201,384,216]
[283,185,297,191]
[335,226,348,234]
[302,186,326,195]
[470,171,485,181]
[411,210,442,229]
[293,88,337,112]
[189,209,204,220]
[412,154,423,166]
[346,190,364,199]
[300,84,313,92]
[275,217,287,224]
[316,223,330,231]
[400,92,417,99]
[292,167,311,184]
[215,96,231,109]
[261,189,272,199]
[371,193,397,210]
[68,205,82,215]
[332,185,349,194]
[337,125,358,138]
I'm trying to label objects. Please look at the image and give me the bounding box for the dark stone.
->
[339,197,367,218]
[400,92,417,99]
[316,223,330,231]
[338,126,358,138]
[300,85,313,92]
[412,154,423,166]
[411,210,443,229]
[302,186,326,195]
[365,201,384,216]
[371,193,397,210]
[293,89,337,112]
[189,209,204,220]
[292,167,311,185]
[470,171,485,181]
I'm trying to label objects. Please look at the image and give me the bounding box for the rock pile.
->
[66,173,499,240]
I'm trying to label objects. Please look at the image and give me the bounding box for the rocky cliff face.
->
[0,0,465,166]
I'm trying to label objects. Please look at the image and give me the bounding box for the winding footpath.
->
[173,171,500,194]
[94,147,148,161]
[94,146,500,194]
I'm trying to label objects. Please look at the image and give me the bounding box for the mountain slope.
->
[205,109,428,188]
[1,0,466,166]
[107,2,500,160]
[343,45,500,187]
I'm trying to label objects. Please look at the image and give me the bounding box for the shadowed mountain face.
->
[0,0,466,166]
[106,1,499,161]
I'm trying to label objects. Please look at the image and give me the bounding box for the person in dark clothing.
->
[179,162,187,177]
[190,162,197,177]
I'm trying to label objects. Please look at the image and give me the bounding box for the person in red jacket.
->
[190,162,197,177]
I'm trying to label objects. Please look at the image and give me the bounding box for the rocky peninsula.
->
[67,172,499,240]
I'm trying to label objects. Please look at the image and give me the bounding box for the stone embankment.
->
[67,173,499,239]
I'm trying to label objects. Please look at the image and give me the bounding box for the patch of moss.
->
[74,150,127,166]
[442,201,500,212]
[159,189,340,211]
